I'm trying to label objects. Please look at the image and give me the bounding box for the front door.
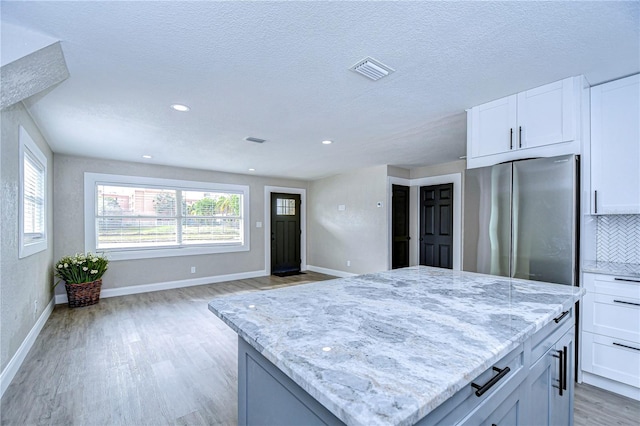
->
[392,185,410,269]
[419,184,453,269]
[271,192,301,275]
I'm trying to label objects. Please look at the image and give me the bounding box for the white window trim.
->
[84,172,250,261]
[19,126,47,258]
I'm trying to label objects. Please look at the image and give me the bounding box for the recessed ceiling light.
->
[142,155,152,159]
[322,140,333,145]
[248,168,255,172]
[170,104,190,112]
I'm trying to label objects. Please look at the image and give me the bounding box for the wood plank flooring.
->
[574,382,640,426]
[2,272,639,425]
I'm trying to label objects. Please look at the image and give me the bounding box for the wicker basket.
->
[65,279,103,308]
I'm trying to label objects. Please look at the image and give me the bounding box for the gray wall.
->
[410,159,466,179]
[308,165,389,274]
[53,154,307,293]
[1,102,55,373]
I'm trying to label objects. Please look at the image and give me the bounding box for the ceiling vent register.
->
[350,57,395,81]
[245,137,266,143]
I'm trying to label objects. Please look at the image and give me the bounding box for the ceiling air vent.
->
[350,57,394,81]
[245,137,266,144]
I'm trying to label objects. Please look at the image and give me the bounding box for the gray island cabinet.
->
[208,266,584,426]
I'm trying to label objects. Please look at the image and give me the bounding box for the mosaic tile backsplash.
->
[596,215,640,264]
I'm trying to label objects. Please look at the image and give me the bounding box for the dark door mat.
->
[273,271,306,277]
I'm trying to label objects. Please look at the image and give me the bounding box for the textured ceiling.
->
[1,1,639,180]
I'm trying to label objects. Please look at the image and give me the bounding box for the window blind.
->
[23,149,45,243]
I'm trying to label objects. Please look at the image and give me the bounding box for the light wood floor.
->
[2,272,639,425]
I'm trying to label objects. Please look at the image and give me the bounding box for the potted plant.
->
[54,252,109,308]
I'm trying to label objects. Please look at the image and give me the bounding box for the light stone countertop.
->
[582,260,640,279]
[208,266,585,426]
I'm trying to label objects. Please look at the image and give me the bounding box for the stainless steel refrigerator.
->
[463,154,579,286]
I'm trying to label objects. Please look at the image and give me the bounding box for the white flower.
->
[82,266,88,271]
[57,264,63,269]
[64,263,68,268]
[91,269,98,274]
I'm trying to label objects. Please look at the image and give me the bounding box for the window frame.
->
[84,173,250,261]
[19,126,48,258]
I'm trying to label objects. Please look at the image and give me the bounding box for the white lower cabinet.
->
[581,272,640,399]
[582,332,640,388]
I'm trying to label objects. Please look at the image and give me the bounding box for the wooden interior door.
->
[419,184,453,269]
[392,185,410,269]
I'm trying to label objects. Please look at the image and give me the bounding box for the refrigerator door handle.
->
[510,164,518,278]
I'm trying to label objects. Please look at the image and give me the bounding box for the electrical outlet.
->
[346,260,351,267]
[190,266,196,274]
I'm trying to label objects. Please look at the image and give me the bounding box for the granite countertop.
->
[208,266,585,426]
[582,261,640,279]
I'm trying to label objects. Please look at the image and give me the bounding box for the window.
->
[19,127,47,258]
[276,198,296,215]
[85,173,250,260]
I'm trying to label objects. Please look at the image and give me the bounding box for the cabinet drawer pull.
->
[471,366,511,397]
[554,310,569,323]
[510,128,514,150]
[562,345,568,392]
[613,299,640,307]
[613,342,640,351]
[552,347,567,396]
[614,277,640,284]
[594,190,598,214]
[518,126,522,148]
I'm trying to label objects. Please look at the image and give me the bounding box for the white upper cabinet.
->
[590,74,640,214]
[469,95,517,158]
[467,77,583,169]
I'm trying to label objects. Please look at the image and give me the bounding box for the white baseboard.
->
[306,265,357,278]
[582,371,640,401]
[1,297,55,398]
[54,269,268,304]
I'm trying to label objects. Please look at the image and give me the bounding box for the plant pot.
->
[65,279,103,308]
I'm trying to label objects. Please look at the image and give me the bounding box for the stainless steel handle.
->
[613,299,640,307]
[594,190,598,214]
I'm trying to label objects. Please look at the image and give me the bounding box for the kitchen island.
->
[208,266,585,425]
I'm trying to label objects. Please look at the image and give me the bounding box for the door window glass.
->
[276,198,296,215]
